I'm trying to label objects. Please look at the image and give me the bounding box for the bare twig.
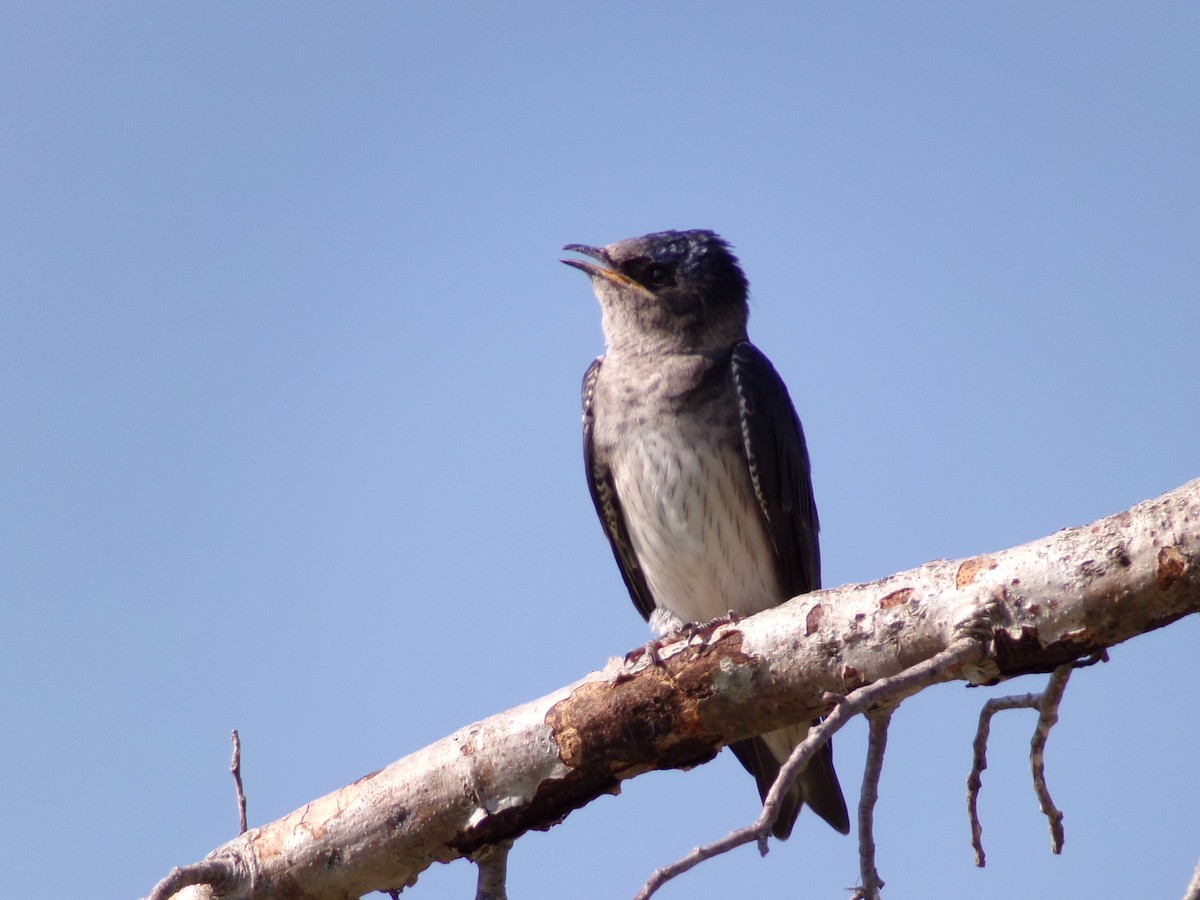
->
[1182,853,1200,900]
[850,707,893,900]
[147,860,236,900]
[966,665,1071,866]
[634,638,982,900]
[968,693,1033,865]
[474,840,512,900]
[1030,666,1070,854]
[230,729,247,835]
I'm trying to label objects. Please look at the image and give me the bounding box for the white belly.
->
[612,429,783,634]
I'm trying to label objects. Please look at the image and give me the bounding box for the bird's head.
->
[562,230,749,355]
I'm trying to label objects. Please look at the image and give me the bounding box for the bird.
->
[561,229,849,840]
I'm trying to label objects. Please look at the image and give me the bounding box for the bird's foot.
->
[615,611,742,682]
[615,638,667,683]
[683,610,741,654]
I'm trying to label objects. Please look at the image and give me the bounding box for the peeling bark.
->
[147,479,1200,900]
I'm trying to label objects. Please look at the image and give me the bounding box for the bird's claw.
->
[615,638,667,683]
[616,611,743,682]
[682,610,741,653]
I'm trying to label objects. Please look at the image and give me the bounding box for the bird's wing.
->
[730,341,821,595]
[582,357,656,621]
[730,343,849,837]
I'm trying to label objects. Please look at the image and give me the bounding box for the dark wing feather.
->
[730,342,820,595]
[729,342,849,837]
[582,357,656,621]
[728,737,805,840]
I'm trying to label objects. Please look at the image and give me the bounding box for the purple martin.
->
[562,229,849,839]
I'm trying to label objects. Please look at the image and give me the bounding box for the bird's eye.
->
[623,256,676,289]
[646,265,672,286]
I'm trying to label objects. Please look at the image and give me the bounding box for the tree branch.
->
[473,840,511,900]
[966,664,1071,866]
[144,478,1200,900]
[853,707,893,900]
[634,640,978,900]
[230,729,247,836]
[1183,853,1200,900]
[1029,665,1070,854]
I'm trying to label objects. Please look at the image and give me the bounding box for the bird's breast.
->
[602,408,784,633]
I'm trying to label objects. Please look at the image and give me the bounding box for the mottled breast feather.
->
[582,356,656,620]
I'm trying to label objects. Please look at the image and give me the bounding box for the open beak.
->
[560,243,633,286]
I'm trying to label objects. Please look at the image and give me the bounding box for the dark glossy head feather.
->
[605,230,748,307]
[562,229,749,352]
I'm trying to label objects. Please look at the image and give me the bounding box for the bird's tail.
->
[728,722,850,839]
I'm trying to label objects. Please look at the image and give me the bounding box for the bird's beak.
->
[560,244,634,287]
[562,243,606,261]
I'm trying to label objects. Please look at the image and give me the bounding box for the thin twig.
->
[850,707,893,900]
[1030,666,1070,854]
[966,665,1071,866]
[634,638,982,900]
[147,861,236,900]
[1182,853,1200,900]
[475,840,512,900]
[230,729,247,835]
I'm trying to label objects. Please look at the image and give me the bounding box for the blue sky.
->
[3,4,1198,898]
